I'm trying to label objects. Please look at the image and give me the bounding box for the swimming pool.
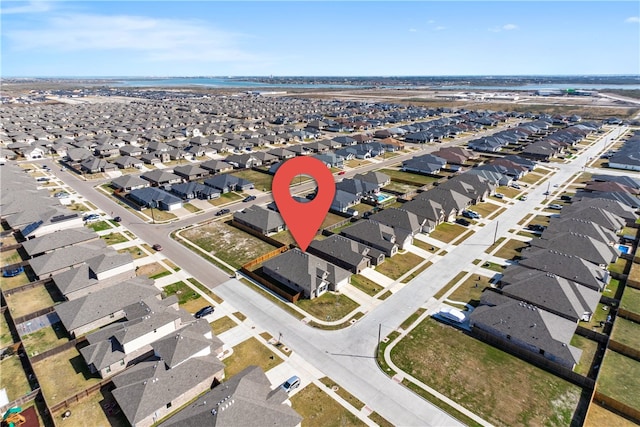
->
[618,245,631,254]
[375,192,395,203]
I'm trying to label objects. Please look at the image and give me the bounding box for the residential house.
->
[173,164,209,181]
[469,291,582,369]
[233,205,286,235]
[530,232,619,267]
[113,156,144,170]
[129,187,183,211]
[171,182,220,200]
[111,175,150,192]
[200,159,234,174]
[307,235,384,273]
[158,366,302,427]
[368,208,427,235]
[340,220,407,256]
[204,175,254,193]
[21,227,99,258]
[141,170,183,187]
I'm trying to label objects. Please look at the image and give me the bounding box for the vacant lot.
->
[291,384,365,427]
[182,221,278,268]
[375,252,425,280]
[390,318,581,426]
[296,292,359,321]
[231,169,274,191]
[0,355,31,401]
[610,317,640,351]
[598,350,640,412]
[33,346,102,406]
[428,222,468,243]
[223,337,283,379]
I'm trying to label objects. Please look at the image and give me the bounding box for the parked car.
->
[462,210,481,219]
[242,195,256,202]
[338,171,346,175]
[215,208,231,216]
[42,165,50,171]
[527,224,546,232]
[560,195,572,201]
[494,193,504,199]
[113,216,122,222]
[281,376,301,393]
[83,213,100,223]
[548,204,563,210]
[36,177,49,182]
[456,218,471,226]
[194,306,214,319]
[519,195,528,201]
[152,244,163,251]
[54,191,69,199]
[509,183,521,189]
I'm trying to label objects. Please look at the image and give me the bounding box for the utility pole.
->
[150,200,156,224]
[493,221,499,245]
[377,323,382,360]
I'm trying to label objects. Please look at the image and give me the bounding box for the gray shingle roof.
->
[29,240,108,278]
[159,366,302,427]
[532,232,619,266]
[21,227,98,256]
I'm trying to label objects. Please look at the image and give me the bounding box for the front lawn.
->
[231,169,274,192]
[291,384,366,427]
[210,316,238,335]
[375,252,425,280]
[295,292,359,322]
[102,232,129,245]
[428,222,468,243]
[350,274,384,296]
[390,318,581,426]
[493,239,530,260]
[223,337,283,379]
[447,275,491,307]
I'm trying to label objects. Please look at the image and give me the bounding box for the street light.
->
[149,199,157,224]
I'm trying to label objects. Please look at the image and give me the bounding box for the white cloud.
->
[489,23,519,32]
[1,1,51,14]
[5,12,260,63]
[625,16,640,23]
[409,28,417,32]
[434,26,446,31]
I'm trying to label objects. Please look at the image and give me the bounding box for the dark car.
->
[216,208,231,216]
[152,244,163,251]
[456,218,471,226]
[113,216,122,222]
[242,195,256,202]
[195,306,214,318]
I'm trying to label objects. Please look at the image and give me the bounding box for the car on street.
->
[456,218,471,226]
[242,195,256,202]
[281,376,301,393]
[152,244,163,251]
[113,216,122,222]
[194,306,214,318]
[215,208,231,216]
[42,165,50,171]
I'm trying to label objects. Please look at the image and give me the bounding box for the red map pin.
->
[272,156,336,252]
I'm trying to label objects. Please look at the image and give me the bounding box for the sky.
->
[1,1,639,77]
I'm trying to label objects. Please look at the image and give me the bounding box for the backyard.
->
[570,334,599,377]
[181,221,279,268]
[390,318,581,426]
[6,285,58,318]
[379,168,439,186]
[597,350,640,412]
[0,355,31,401]
[610,317,640,351]
[620,286,640,315]
[52,386,129,427]
[21,321,70,356]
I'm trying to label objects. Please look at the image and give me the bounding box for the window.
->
[105,366,111,373]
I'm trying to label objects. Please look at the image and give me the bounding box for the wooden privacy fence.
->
[29,337,86,364]
[0,389,40,414]
[12,306,56,325]
[575,325,609,344]
[617,308,640,324]
[230,220,286,248]
[48,378,114,414]
[242,246,289,271]
[2,278,51,296]
[471,328,595,389]
[607,340,640,363]
[593,390,640,424]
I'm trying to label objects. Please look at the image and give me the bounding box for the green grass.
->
[378,290,393,300]
[163,281,200,304]
[377,331,400,377]
[21,322,70,356]
[209,191,244,206]
[570,334,598,376]
[434,271,468,299]
[379,168,439,186]
[291,384,366,427]
[401,261,432,283]
[231,169,274,191]
[149,270,172,279]
[33,346,101,406]
[390,318,581,426]
[187,277,224,304]
[0,355,31,401]
[6,285,56,318]
[233,311,247,321]
[350,274,384,296]
[183,203,202,213]
[210,316,238,335]
[484,237,506,254]
[447,275,491,307]
[411,239,439,253]
[493,239,529,260]
[117,245,148,260]
[610,317,640,350]
[375,252,425,280]
[0,249,22,266]
[181,221,278,269]
[428,222,468,243]
[318,377,365,410]
[368,411,394,427]
[580,302,612,331]
[598,350,640,412]
[0,271,31,291]
[0,312,14,347]
[101,232,129,245]
[223,337,283,379]
[608,257,630,275]
[620,286,640,315]
[87,220,113,232]
[295,292,359,322]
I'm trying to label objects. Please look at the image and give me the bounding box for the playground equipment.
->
[1,407,25,427]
